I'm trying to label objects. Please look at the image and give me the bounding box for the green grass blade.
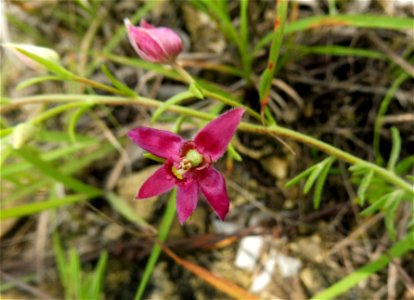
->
[387,127,401,172]
[286,165,317,188]
[256,15,414,52]
[88,251,108,299]
[357,169,374,205]
[304,165,323,194]
[101,65,137,96]
[360,192,394,217]
[293,45,386,60]
[134,189,177,300]
[13,47,75,80]
[105,192,154,230]
[16,76,62,91]
[68,103,94,143]
[68,248,82,299]
[239,0,251,77]
[15,148,102,195]
[151,91,194,123]
[310,231,414,300]
[53,232,70,299]
[385,199,400,241]
[313,157,336,209]
[1,194,90,219]
[258,0,288,107]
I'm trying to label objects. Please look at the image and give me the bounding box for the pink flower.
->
[128,108,245,224]
[124,19,183,64]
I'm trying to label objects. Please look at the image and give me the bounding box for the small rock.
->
[234,236,264,271]
[103,223,124,242]
[261,156,288,179]
[300,267,325,295]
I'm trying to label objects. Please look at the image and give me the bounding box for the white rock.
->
[249,253,277,293]
[234,236,264,271]
[275,252,302,278]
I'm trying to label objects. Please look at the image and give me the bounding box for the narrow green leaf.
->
[311,231,414,300]
[16,76,61,91]
[360,193,390,216]
[357,169,374,205]
[1,194,90,219]
[134,189,177,300]
[227,143,242,162]
[256,15,414,52]
[374,72,409,163]
[151,91,194,123]
[69,248,82,299]
[294,45,386,60]
[143,153,166,164]
[258,0,288,102]
[189,81,204,99]
[313,157,336,209]
[14,47,75,79]
[105,193,154,230]
[68,103,94,143]
[385,199,400,241]
[286,165,318,188]
[88,251,108,299]
[349,162,369,175]
[239,0,251,77]
[101,65,137,96]
[304,164,323,194]
[387,127,401,172]
[15,148,102,196]
[53,233,70,299]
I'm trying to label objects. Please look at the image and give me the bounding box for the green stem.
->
[30,102,86,124]
[3,94,413,195]
[238,123,413,195]
[73,76,126,95]
[171,62,195,84]
[171,62,261,120]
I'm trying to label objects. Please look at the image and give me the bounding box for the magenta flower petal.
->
[176,180,199,224]
[194,108,245,161]
[139,19,155,29]
[197,167,229,220]
[124,19,182,63]
[128,127,184,159]
[137,166,175,198]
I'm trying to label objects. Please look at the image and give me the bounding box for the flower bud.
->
[12,123,37,149]
[124,19,183,64]
[3,43,60,70]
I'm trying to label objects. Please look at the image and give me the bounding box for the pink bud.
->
[124,19,183,64]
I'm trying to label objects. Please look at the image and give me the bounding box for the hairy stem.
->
[2,94,412,195]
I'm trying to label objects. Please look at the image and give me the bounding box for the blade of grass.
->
[16,76,62,91]
[387,127,401,172]
[151,91,194,123]
[374,72,410,164]
[258,0,288,119]
[1,194,90,219]
[15,148,102,196]
[255,15,414,52]
[88,251,108,299]
[310,231,414,300]
[313,157,336,209]
[105,192,155,231]
[134,189,177,300]
[357,169,374,205]
[239,0,251,78]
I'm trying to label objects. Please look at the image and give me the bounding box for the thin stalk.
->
[171,62,261,120]
[3,94,412,195]
[73,76,126,95]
